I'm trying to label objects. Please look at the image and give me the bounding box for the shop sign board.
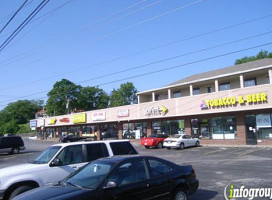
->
[60,118,70,123]
[48,118,57,125]
[92,111,106,121]
[38,119,45,127]
[201,92,267,109]
[256,114,271,128]
[117,109,129,118]
[72,113,86,123]
[144,105,168,117]
[29,120,37,127]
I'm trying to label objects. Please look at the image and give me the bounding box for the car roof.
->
[96,155,159,163]
[51,139,131,147]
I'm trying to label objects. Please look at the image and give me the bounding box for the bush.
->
[17,123,32,134]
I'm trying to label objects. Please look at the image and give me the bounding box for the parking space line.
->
[204,148,225,155]
[237,148,260,157]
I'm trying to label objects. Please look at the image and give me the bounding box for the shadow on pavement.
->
[190,189,218,200]
[0,150,40,157]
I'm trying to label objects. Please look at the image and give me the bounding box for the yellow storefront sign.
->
[48,118,56,125]
[72,113,86,123]
[203,92,267,108]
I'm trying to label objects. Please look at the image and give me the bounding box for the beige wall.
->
[40,84,272,128]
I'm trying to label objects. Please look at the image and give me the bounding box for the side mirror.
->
[103,181,117,189]
[51,158,61,167]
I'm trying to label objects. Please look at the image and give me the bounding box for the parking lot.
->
[1,138,272,200]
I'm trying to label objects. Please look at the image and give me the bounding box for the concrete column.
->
[190,85,193,96]
[152,92,155,102]
[240,75,244,88]
[137,95,141,104]
[168,89,171,99]
[269,69,272,84]
[184,116,192,136]
[215,79,219,92]
[118,122,123,139]
[96,125,101,141]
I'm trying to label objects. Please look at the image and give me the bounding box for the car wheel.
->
[145,146,150,149]
[157,142,163,149]
[196,141,200,147]
[10,148,19,154]
[8,185,34,200]
[172,188,187,200]
[179,143,185,150]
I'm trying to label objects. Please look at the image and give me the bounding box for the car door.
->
[101,158,151,200]
[145,157,174,200]
[46,145,86,185]
[185,135,194,147]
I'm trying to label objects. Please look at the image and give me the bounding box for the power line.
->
[0,0,29,35]
[0,41,271,107]
[0,0,203,69]
[0,0,50,53]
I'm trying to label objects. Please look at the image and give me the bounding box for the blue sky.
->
[0,0,271,110]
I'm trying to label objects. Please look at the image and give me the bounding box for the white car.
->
[0,140,138,200]
[163,134,200,150]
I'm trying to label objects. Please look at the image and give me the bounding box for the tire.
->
[172,188,187,200]
[195,141,200,147]
[145,146,150,149]
[157,142,163,149]
[8,185,33,200]
[10,148,19,155]
[179,143,185,150]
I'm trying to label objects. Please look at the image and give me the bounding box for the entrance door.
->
[246,123,257,145]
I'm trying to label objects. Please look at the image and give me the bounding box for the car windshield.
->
[64,161,114,189]
[29,146,61,164]
[170,134,182,138]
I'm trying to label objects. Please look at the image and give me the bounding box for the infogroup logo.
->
[224,184,272,200]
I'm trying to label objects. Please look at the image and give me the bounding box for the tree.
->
[0,100,42,135]
[235,50,272,65]
[110,82,137,107]
[46,79,81,115]
[77,86,109,111]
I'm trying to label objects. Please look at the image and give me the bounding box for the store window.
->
[173,91,182,98]
[191,116,237,140]
[244,78,256,87]
[193,88,200,95]
[100,124,118,140]
[67,126,81,136]
[82,125,97,139]
[219,82,231,91]
[122,122,147,139]
[45,128,55,138]
[207,87,213,93]
[256,114,272,139]
[152,120,184,136]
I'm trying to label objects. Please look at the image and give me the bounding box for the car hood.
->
[14,185,95,200]
[0,163,47,178]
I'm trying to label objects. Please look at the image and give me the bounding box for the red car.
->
[141,134,168,149]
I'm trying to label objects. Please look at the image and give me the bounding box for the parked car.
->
[140,134,168,149]
[163,134,200,150]
[14,155,199,200]
[59,135,87,143]
[0,140,137,200]
[0,136,25,155]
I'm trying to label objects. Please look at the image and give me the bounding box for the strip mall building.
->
[31,59,272,145]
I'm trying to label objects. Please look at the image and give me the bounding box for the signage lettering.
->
[60,118,69,123]
[72,114,86,123]
[201,92,267,109]
[144,105,168,117]
[117,109,129,118]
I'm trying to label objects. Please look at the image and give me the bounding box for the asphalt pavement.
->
[1,138,272,200]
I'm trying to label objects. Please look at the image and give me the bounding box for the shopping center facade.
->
[31,59,272,145]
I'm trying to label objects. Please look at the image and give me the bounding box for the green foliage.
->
[110,82,137,107]
[17,123,32,134]
[77,86,109,111]
[46,79,81,115]
[0,100,42,135]
[235,50,272,65]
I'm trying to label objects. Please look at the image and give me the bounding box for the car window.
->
[85,143,109,162]
[147,159,173,177]
[31,146,61,164]
[107,159,147,186]
[56,145,83,165]
[110,142,137,155]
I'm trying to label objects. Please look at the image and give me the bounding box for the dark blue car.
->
[14,155,198,200]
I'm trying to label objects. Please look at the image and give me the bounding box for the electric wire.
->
[0,0,29,35]
[0,0,50,53]
[0,42,271,107]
